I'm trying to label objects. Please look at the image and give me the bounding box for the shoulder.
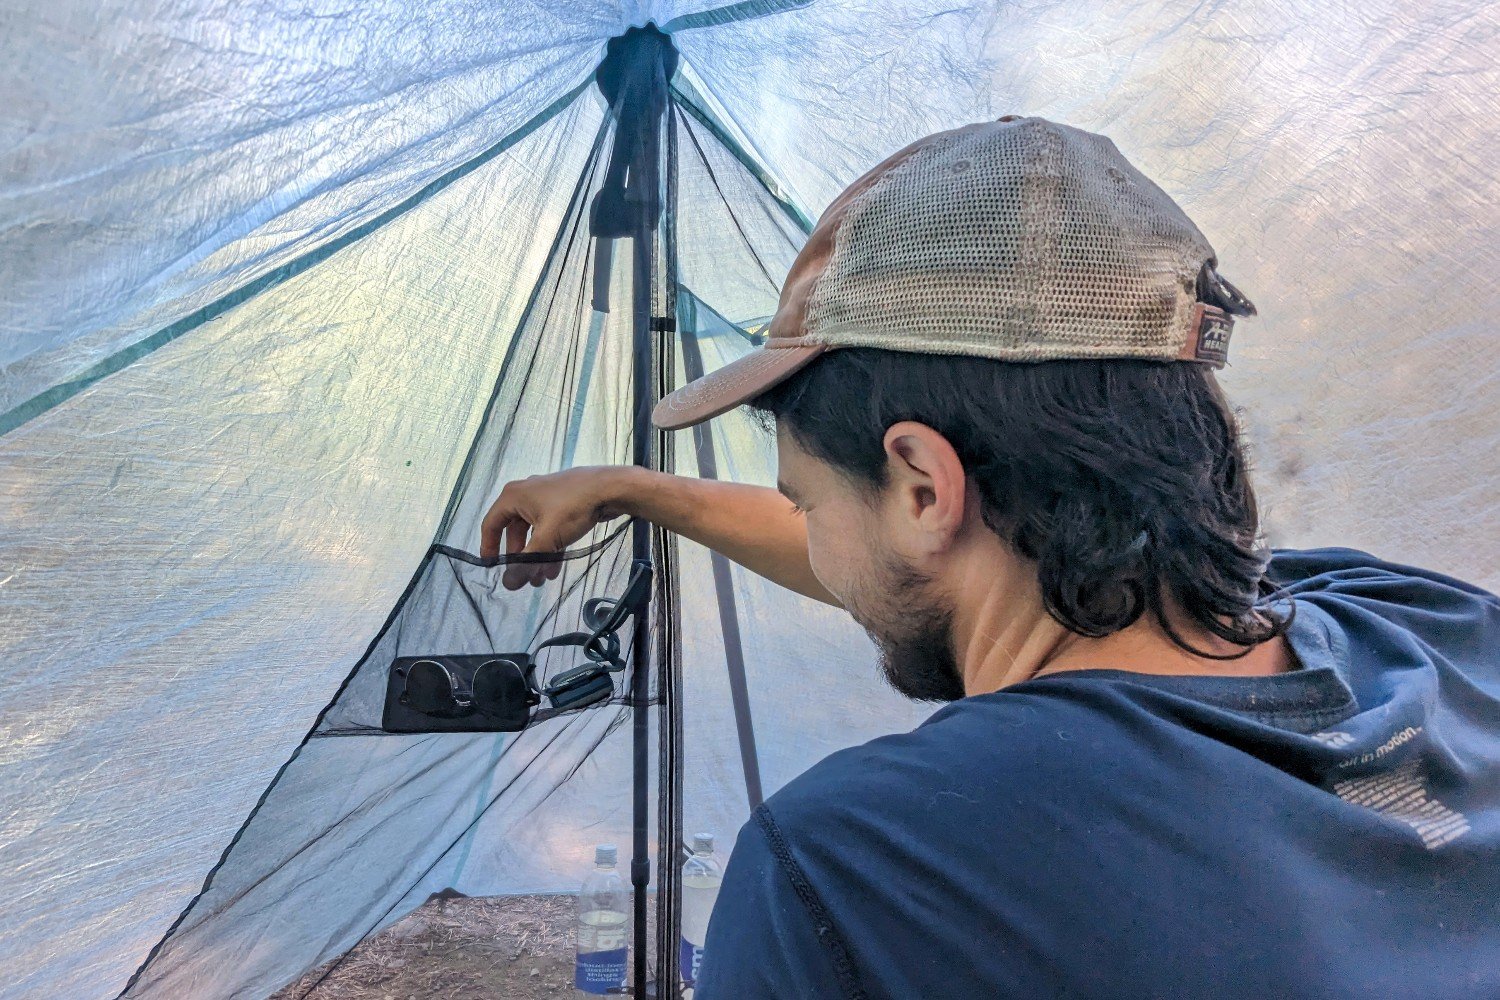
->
[760,690,1125,851]
[702,704,1073,1000]
[1269,546,1498,605]
[697,805,863,999]
[1268,547,1499,657]
[709,695,1159,997]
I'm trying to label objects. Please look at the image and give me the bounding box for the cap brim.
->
[651,343,829,430]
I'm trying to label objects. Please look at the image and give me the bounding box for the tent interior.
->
[2,1,1496,998]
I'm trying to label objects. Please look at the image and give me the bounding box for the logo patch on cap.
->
[1189,304,1234,368]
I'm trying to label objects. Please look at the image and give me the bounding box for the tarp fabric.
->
[1,1,1495,997]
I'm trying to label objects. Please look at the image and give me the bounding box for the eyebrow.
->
[776,480,803,504]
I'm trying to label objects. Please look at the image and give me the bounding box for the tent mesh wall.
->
[2,2,1497,998]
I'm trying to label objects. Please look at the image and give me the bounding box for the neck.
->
[947,549,1293,696]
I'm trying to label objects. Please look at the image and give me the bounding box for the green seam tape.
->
[671,84,815,235]
[662,0,813,34]
[1,78,594,440]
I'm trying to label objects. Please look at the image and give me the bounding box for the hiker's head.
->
[747,351,1275,702]
[653,115,1279,700]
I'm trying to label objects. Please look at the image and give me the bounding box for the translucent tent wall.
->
[2,1,1496,998]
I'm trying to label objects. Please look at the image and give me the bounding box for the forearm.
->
[606,466,841,608]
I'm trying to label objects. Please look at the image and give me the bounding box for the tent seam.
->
[670,83,815,235]
[661,0,814,34]
[1,77,595,441]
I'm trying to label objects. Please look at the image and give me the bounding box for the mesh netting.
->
[807,118,1218,359]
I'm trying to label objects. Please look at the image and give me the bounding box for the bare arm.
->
[479,465,841,608]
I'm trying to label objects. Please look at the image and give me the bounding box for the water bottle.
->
[679,832,723,998]
[575,844,629,997]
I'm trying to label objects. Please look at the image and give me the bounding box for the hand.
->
[479,466,633,590]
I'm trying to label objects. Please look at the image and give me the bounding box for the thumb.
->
[502,520,565,590]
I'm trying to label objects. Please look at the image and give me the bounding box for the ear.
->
[882,421,969,554]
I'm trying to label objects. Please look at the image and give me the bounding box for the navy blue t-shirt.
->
[696,549,1500,999]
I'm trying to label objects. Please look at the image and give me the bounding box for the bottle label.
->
[680,936,704,988]
[575,948,628,994]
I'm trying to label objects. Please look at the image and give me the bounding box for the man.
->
[482,118,1498,997]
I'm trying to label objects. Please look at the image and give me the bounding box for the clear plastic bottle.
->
[679,832,723,999]
[575,844,629,997]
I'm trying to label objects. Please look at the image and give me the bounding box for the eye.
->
[789,502,806,516]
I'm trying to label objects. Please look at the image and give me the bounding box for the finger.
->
[543,533,568,582]
[501,518,530,590]
[480,496,513,560]
[529,556,561,587]
[480,523,499,561]
[520,528,566,587]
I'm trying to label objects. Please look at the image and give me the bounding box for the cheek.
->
[803,514,837,590]
[804,509,864,600]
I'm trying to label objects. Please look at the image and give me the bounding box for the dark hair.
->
[748,351,1289,657]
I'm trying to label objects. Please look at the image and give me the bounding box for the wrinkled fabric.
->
[1,0,1496,997]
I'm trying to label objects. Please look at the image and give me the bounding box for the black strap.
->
[528,559,654,699]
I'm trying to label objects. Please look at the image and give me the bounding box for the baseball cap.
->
[652,115,1250,431]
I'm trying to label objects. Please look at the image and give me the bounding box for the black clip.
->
[531,559,653,711]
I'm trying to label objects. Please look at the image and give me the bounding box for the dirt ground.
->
[273,893,655,1000]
